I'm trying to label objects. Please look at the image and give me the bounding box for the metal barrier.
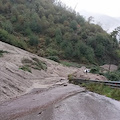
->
[70,79,120,88]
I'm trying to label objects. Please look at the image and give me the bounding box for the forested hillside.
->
[0,0,119,65]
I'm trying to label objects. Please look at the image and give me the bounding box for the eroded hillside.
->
[0,41,108,102]
[0,41,79,102]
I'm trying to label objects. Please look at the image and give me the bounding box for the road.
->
[0,84,120,120]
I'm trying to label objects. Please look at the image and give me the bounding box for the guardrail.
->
[69,79,120,88]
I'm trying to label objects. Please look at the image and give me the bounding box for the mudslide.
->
[1,84,120,120]
[0,84,84,120]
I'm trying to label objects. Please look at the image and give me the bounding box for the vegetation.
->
[0,50,8,57]
[47,56,60,63]
[103,70,120,81]
[61,60,82,68]
[0,0,119,65]
[90,66,100,74]
[20,65,32,73]
[68,74,75,81]
[20,57,47,72]
[81,83,120,100]
[32,57,47,70]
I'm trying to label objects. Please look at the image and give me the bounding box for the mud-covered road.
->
[0,84,84,120]
[0,84,120,120]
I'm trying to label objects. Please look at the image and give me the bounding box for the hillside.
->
[0,0,119,65]
[0,41,76,102]
[0,41,109,103]
[1,42,120,120]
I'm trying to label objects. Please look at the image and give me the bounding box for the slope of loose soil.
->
[0,41,78,102]
[0,41,108,102]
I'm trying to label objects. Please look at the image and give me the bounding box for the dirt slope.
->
[0,41,107,102]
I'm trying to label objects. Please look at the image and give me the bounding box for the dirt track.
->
[0,84,85,120]
[1,84,120,120]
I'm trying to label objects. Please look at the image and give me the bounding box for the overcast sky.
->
[60,0,120,17]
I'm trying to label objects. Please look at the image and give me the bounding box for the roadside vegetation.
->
[81,83,120,101]
[103,70,120,81]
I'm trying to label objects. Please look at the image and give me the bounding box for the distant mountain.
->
[79,10,120,33]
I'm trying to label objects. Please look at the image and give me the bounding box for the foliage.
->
[47,56,60,63]
[32,57,47,70]
[90,66,100,74]
[19,65,31,73]
[61,61,82,68]
[0,0,119,65]
[70,20,78,30]
[29,35,39,46]
[0,29,27,49]
[68,74,74,81]
[81,83,120,100]
[46,47,59,56]
[21,58,47,71]
[0,50,8,57]
[104,71,120,81]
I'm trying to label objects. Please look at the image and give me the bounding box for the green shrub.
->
[90,66,100,74]
[21,58,47,71]
[61,61,82,68]
[0,29,27,50]
[0,50,8,57]
[47,56,60,63]
[32,57,47,71]
[0,51,3,57]
[68,74,74,81]
[46,48,58,56]
[29,35,39,46]
[104,72,120,81]
[118,64,120,71]
[19,65,31,73]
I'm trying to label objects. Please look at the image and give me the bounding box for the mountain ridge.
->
[79,10,120,33]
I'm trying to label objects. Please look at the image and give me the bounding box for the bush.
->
[105,72,120,81]
[118,64,120,71]
[19,65,31,73]
[61,61,82,68]
[21,58,47,71]
[29,35,39,46]
[46,48,58,56]
[47,56,60,63]
[0,50,8,57]
[0,29,27,50]
[68,74,74,81]
[32,57,47,71]
[90,66,100,74]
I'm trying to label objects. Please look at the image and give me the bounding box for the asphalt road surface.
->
[0,84,120,120]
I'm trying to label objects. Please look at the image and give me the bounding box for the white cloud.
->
[60,0,120,17]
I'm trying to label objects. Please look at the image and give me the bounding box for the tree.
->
[111,26,120,43]
[29,34,39,46]
[87,16,94,23]
[55,28,62,44]
[1,20,13,33]
[70,20,78,30]
[64,43,73,58]
[95,44,105,57]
